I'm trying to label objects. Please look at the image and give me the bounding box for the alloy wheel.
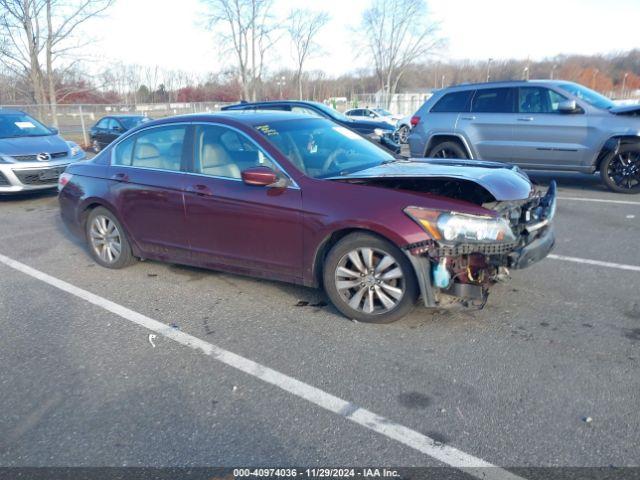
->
[89,215,122,264]
[607,151,640,190]
[334,247,405,315]
[433,148,457,159]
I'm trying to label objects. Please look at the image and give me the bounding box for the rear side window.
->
[430,91,473,113]
[471,88,515,113]
[113,126,186,171]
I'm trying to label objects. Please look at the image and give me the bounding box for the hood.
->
[333,158,533,201]
[346,118,395,132]
[610,104,640,116]
[0,134,70,156]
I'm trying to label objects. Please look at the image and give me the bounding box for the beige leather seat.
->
[133,143,163,169]
[201,143,241,178]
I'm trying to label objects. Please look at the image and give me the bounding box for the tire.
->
[599,144,640,194]
[323,232,418,323]
[427,140,468,159]
[85,207,135,269]
[396,125,410,144]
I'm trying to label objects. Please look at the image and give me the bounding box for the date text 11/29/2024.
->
[233,468,400,478]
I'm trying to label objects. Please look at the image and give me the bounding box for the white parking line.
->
[558,196,640,206]
[549,254,640,273]
[0,252,523,480]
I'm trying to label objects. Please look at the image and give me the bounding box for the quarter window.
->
[431,91,473,113]
[471,88,515,113]
[518,87,569,113]
[113,126,186,171]
[96,118,109,129]
[291,106,323,117]
[193,125,278,179]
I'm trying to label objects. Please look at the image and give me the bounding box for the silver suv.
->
[408,80,640,193]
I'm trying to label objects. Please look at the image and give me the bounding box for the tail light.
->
[58,172,73,191]
[410,115,421,127]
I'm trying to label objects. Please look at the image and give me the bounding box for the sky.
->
[86,0,640,78]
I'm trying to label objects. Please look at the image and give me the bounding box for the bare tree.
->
[286,8,329,100]
[0,0,112,123]
[203,0,277,101]
[44,0,113,124]
[359,0,443,107]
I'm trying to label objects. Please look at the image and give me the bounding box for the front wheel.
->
[427,141,468,159]
[600,145,640,193]
[323,233,418,323]
[396,125,410,144]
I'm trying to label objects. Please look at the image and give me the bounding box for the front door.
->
[509,86,589,169]
[109,124,192,261]
[182,123,303,282]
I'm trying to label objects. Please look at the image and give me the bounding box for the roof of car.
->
[447,79,573,90]
[0,108,27,115]
[222,100,327,110]
[147,110,322,127]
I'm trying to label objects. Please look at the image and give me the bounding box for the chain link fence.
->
[0,102,233,147]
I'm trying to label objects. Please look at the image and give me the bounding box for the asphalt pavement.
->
[0,171,639,476]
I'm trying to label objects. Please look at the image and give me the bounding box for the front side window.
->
[471,88,515,113]
[518,87,569,113]
[113,125,186,171]
[254,118,394,179]
[430,91,473,113]
[193,125,278,179]
[0,113,52,139]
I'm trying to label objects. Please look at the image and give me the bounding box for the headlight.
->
[66,141,81,156]
[404,207,516,243]
[373,128,385,137]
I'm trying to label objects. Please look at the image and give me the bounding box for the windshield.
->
[254,118,394,179]
[556,82,615,110]
[119,116,150,129]
[373,108,392,116]
[0,113,52,139]
[311,102,352,122]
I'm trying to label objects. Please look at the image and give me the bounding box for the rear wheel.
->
[600,145,640,194]
[323,233,418,323]
[427,140,468,159]
[86,207,135,268]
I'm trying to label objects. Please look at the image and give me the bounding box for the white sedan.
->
[344,107,402,126]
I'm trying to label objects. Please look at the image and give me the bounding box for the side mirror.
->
[112,125,123,132]
[558,100,578,113]
[49,127,59,135]
[241,166,278,186]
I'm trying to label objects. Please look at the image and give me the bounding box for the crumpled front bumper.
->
[406,181,557,307]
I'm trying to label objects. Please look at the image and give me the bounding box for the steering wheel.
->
[321,147,348,173]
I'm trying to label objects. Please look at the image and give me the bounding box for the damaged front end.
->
[403,181,557,308]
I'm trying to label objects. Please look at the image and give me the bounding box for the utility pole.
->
[622,72,629,98]
[441,74,445,88]
[592,69,599,90]
[486,58,493,82]
[276,76,286,99]
[550,64,558,80]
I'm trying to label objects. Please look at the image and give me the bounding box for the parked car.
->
[0,109,85,193]
[344,107,402,125]
[90,115,151,152]
[59,111,556,323]
[221,100,400,153]
[408,80,640,193]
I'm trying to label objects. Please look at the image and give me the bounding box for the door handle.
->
[460,115,476,120]
[517,117,534,122]
[110,172,128,182]
[186,184,213,196]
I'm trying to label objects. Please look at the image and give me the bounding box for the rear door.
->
[457,87,517,162]
[94,118,110,146]
[182,123,303,282]
[109,124,192,261]
[423,90,474,157]
[510,86,589,168]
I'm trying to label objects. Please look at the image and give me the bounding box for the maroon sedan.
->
[58,111,556,323]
